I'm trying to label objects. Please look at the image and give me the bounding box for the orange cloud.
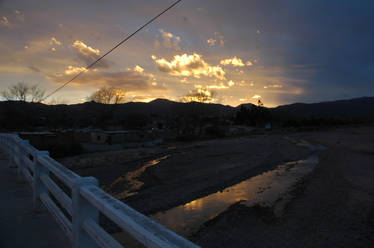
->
[152,53,226,80]
[220,56,252,67]
[0,16,10,27]
[207,38,216,46]
[71,40,109,68]
[158,29,181,50]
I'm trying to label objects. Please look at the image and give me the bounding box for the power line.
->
[44,0,183,100]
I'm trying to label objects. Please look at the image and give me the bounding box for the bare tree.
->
[89,86,126,104]
[181,88,216,103]
[1,82,45,102]
[178,88,218,137]
[30,85,46,103]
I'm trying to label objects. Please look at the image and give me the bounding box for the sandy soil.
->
[192,127,374,247]
[60,134,310,215]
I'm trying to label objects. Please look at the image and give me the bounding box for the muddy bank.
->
[193,127,374,247]
[60,135,311,215]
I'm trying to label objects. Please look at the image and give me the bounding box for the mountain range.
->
[0,97,373,130]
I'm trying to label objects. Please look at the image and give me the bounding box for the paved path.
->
[0,150,70,248]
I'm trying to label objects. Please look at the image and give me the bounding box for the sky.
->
[1,0,373,107]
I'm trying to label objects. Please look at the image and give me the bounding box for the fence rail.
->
[0,133,199,248]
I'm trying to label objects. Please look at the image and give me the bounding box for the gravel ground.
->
[192,127,374,247]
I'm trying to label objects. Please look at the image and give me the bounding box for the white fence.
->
[0,133,200,248]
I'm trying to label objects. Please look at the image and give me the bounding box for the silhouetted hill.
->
[0,99,236,130]
[0,97,373,130]
[273,97,374,119]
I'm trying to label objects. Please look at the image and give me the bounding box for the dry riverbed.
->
[60,127,374,247]
[60,134,310,215]
[192,127,374,247]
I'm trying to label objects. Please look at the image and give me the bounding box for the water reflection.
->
[151,152,321,236]
[108,155,170,198]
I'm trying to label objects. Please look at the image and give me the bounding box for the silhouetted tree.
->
[89,86,125,104]
[181,88,216,103]
[177,88,218,138]
[1,82,45,102]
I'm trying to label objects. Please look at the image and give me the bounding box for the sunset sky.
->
[1,0,373,107]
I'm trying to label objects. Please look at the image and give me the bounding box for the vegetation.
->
[89,86,126,104]
[1,82,45,102]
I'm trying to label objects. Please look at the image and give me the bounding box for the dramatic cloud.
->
[158,29,181,50]
[152,53,226,80]
[71,40,109,68]
[220,57,252,67]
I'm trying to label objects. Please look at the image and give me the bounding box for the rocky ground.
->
[192,127,374,247]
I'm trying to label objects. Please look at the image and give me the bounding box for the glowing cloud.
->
[64,66,87,75]
[158,29,181,50]
[207,83,229,89]
[71,40,108,68]
[264,84,283,89]
[0,16,10,27]
[152,53,226,80]
[207,38,216,46]
[252,94,262,99]
[221,57,245,67]
[208,32,224,47]
[72,40,100,56]
[182,88,216,103]
[133,65,144,73]
[220,57,252,67]
[50,37,62,46]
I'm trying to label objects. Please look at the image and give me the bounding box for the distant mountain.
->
[0,97,373,130]
[272,97,374,119]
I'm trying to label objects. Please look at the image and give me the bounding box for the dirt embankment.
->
[193,127,374,247]
[60,134,310,215]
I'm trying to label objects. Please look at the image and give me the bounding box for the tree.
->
[177,88,218,138]
[30,85,46,103]
[89,86,126,104]
[1,82,45,102]
[181,88,216,103]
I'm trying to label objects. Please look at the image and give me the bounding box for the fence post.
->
[33,151,50,210]
[16,140,29,182]
[72,177,100,248]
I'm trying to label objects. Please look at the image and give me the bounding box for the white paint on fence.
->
[0,133,200,248]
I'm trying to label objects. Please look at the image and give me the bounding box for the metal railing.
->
[0,133,199,248]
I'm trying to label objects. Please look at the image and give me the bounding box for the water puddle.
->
[151,143,325,236]
[107,155,170,198]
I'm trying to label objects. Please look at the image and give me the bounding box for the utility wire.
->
[44,0,183,100]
